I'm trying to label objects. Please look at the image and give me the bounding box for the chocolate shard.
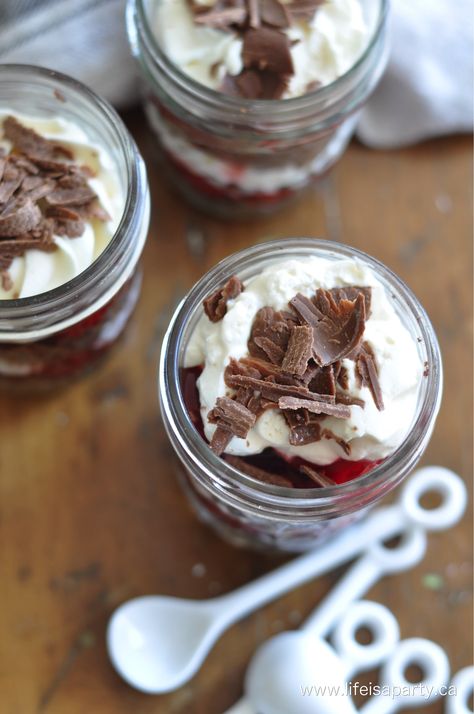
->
[45,205,81,222]
[322,429,352,456]
[0,163,25,204]
[329,286,372,318]
[260,0,291,28]
[299,464,335,488]
[194,7,247,28]
[248,0,261,27]
[284,411,323,446]
[203,274,244,322]
[248,306,291,361]
[0,198,42,237]
[45,183,97,207]
[243,27,294,75]
[253,335,285,364]
[334,361,350,390]
[210,426,233,456]
[356,342,384,411]
[230,67,290,100]
[3,115,73,161]
[225,372,335,403]
[279,395,351,419]
[208,396,256,438]
[307,364,336,396]
[290,290,366,367]
[239,355,281,377]
[281,324,313,376]
[335,392,365,408]
[225,454,293,487]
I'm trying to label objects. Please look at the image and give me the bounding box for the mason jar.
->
[0,64,150,389]
[127,0,389,218]
[159,238,442,553]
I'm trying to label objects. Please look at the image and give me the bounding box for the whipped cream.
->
[184,257,424,466]
[152,0,370,98]
[0,112,124,299]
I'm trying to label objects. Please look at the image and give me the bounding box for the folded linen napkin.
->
[0,0,472,147]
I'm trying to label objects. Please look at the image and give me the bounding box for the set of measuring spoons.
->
[106,466,472,711]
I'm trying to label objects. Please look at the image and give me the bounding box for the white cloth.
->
[0,0,472,147]
[356,0,474,147]
[0,0,137,108]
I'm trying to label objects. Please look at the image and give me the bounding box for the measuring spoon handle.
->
[303,556,381,638]
[212,505,405,629]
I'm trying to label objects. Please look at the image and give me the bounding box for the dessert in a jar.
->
[0,65,150,388]
[159,238,442,552]
[127,0,388,217]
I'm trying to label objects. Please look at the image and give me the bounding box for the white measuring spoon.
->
[331,600,400,678]
[447,667,474,714]
[241,526,425,714]
[107,467,466,694]
[360,638,450,713]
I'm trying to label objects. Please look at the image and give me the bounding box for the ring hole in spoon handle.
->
[447,667,474,714]
[380,638,450,707]
[368,526,426,573]
[332,601,400,677]
[401,467,467,531]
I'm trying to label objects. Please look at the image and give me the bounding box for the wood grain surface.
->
[0,111,472,714]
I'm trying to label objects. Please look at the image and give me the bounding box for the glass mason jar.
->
[0,65,150,389]
[127,0,389,218]
[159,238,442,553]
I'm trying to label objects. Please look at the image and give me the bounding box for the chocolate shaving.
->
[281,324,313,376]
[290,290,366,366]
[225,454,293,487]
[330,286,372,317]
[203,274,244,322]
[279,396,351,419]
[210,426,233,456]
[248,0,261,27]
[45,183,97,207]
[335,393,365,408]
[208,396,256,439]
[322,430,352,456]
[0,116,109,280]
[194,5,247,29]
[225,372,335,403]
[0,199,41,237]
[260,0,290,28]
[285,413,323,446]
[253,335,285,364]
[355,343,384,411]
[307,365,336,396]
[3,116,73,161]
[243,27,293,74]
[248,306,291,361]
[299,465,335,488]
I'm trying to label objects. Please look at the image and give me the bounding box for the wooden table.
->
[1,112,472,714]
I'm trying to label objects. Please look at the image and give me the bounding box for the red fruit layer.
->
[180,366,379,489]
[164,149,296,206]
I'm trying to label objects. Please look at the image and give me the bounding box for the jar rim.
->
[130,0,389,119]
[0,64,148,336]
[159,238,443,518]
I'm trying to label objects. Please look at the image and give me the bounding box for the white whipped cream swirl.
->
[184,257,424,466]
